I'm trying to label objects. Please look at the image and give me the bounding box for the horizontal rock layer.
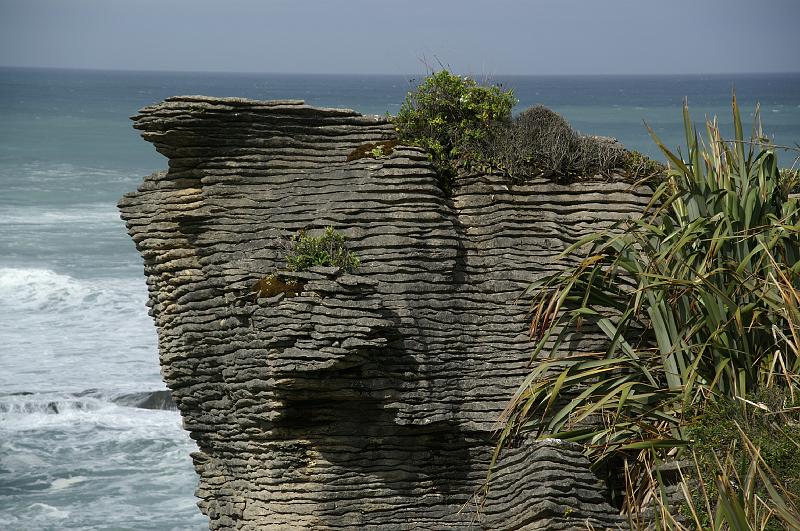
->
[119,96,650,529]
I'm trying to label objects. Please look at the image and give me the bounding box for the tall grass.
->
[495,96,800,524]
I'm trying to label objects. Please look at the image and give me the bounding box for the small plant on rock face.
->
[285,226,359,273]
[252,227,358,301]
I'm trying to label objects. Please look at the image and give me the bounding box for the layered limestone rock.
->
[119,96,651,530]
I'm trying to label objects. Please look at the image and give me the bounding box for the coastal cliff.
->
[119,96,650,530]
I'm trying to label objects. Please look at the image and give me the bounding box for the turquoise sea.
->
[1,67,798,530]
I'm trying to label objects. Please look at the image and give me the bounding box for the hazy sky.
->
[1,0,798,75]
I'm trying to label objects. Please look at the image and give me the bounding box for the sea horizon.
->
[3,63,800,78]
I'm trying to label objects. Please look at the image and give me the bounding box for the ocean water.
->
[0,67,798,530]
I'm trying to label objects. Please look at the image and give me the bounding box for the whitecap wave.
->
[0,392,184,435]
[1,161,144,185]
[0,266,159,393]
[49,476,88,491]
[0,396,101,415]
[25,503,70,520]
[0,267,92,310]
[0,204,121,225]
[0,266,150,312]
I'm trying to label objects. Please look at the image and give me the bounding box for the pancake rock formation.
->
[119,96,650,530]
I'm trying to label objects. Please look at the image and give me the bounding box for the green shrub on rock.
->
[395,70,516,185]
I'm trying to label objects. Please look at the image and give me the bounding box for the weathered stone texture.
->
[119,96,650,529]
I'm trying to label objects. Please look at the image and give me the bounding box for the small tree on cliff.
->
[394,70,516,186]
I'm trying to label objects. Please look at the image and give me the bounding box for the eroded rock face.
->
[119,96,649,530]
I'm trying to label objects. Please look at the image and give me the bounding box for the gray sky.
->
[1,0,798,75]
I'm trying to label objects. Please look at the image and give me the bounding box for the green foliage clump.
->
[286,226,359,273]
[394,70,516,186]
[495,96,800,524]
[685,390,800,529]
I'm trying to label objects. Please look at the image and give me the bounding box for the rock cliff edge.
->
[119,96,650,530]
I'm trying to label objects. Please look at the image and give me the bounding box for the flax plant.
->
[495,96,800,515]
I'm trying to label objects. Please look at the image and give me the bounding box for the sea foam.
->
[0,204,120,225]
[0,267,92,311]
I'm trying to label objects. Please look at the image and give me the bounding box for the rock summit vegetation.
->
[394,70,664,190]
